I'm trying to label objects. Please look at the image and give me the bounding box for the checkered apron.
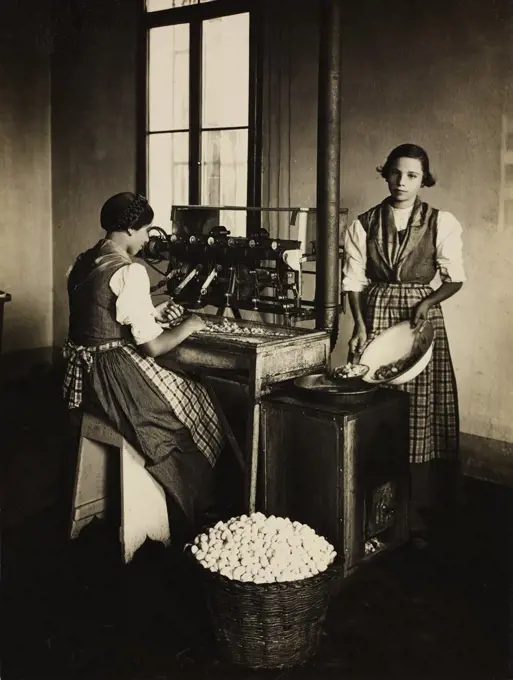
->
[63,339,127,410]
[119,345,223,467]
[364,283,459,464]
[63,339,224,467]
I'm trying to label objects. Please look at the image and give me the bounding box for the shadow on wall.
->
[0,348,55,385]
[0,294,55,381]
[0,295,51,383]
[0,363,72,530]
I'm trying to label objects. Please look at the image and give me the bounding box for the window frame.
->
[137,0,263,233]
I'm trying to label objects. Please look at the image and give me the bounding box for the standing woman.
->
[342,144,466,545]
[63,192,225,540]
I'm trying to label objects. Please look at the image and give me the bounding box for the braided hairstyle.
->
[100,192,154,232]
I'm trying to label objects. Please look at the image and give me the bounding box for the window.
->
[141,0,261,236]
[146,0,217,10]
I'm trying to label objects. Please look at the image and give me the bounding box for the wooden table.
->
[157,314,330,512]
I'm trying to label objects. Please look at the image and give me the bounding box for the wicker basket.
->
[192,552,344,669]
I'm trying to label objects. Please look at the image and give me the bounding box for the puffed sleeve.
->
[436,212,466,283]
[109,263,164,345]
[342,219,369,292]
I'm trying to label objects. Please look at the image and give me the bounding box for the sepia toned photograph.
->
[0,0,511,678]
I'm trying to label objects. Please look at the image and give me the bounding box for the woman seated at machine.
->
[62,191,226,540]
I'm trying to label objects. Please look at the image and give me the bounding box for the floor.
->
[0,366,510,680]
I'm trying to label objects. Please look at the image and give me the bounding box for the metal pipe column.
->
[315,0,342,349]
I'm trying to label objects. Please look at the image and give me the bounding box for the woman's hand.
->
[140,311,205,358]
[348,324,367,361]
[410,282,463,328]
[155,299,184,324]
[411,299,432,329]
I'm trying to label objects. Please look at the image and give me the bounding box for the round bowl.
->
[360,320,434,386]
[293,373,377,405]
[330,363,370,390]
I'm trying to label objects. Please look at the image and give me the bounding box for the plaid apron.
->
[364,282,459,464]
[63,339,224,467]
[63,338,126,409]
[120,345,223,467]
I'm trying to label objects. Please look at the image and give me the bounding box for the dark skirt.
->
[82,345,224,522]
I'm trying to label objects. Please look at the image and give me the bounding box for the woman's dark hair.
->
[377,144,436,187]
[100,192,154,232]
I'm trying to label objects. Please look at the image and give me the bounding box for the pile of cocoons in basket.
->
[190,512,337,584]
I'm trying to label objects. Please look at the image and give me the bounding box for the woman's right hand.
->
[142,312,206,358]
[186,313,206,333]
[156,299,185,325]
[348,325,367,360]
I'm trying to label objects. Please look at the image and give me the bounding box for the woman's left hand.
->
[155,299,184,324]
[411,299,431,329]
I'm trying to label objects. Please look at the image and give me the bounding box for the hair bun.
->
[100,192,150,231]
[114,194,149,230]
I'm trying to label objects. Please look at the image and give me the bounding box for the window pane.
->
[148,25,189,131]
[201,129,248,236]
[202,14,249,128]
[146,0,198,11]
[148,132,189,230]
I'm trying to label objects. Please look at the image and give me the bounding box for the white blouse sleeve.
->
[342,219,369,293]
[436,212,466,283]
[109,263,164,345]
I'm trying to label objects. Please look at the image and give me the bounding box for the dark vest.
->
[67,240,133,346]
[358,199,438,284]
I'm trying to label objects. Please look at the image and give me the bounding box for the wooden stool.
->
[70,412,171,563]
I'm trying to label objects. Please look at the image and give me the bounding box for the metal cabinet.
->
[260,389,410,578]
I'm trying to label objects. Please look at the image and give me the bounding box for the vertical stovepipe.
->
[315,0,342,350]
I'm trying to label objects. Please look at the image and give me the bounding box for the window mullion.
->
[189,20,202,205]
[247,8,263,234]
[137,4,149,195]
